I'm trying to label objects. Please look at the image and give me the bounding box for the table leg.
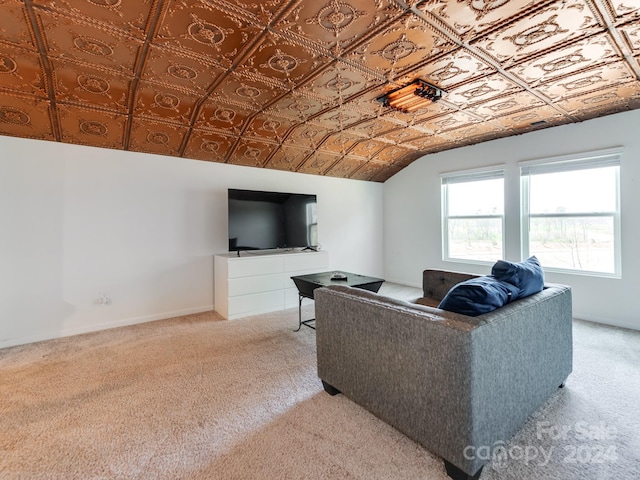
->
[294,294,303,332]
[294,294,316,331]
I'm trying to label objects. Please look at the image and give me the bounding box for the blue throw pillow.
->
[438,275,520,317]
[491,256,544,299]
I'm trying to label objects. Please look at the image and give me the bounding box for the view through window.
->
[441,169,504,263]
[521,151,621,276]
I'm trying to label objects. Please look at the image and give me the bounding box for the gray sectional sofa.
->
[315,269,573,480]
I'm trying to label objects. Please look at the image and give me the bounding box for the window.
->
[520,148,621,276]
[441,168,505,263]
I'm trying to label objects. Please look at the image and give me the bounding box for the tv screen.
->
[228,189,318,252]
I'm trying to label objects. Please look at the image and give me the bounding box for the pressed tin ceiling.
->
[1,0,639,182]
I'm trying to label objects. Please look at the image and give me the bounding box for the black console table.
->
[290,271,385,331]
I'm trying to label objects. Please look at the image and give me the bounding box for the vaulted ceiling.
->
[1,0,639,182]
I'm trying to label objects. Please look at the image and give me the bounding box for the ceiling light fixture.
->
[377,79,446,113]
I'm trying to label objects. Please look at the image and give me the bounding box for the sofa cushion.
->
[491,256,544,299]
[438,276,520,316]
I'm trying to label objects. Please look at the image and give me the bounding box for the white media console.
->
[214,250,329,320]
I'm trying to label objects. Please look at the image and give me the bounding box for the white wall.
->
[384,109,640,331]
[0,137,384,348]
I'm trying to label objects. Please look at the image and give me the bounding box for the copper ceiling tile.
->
[399,47,495,89]
[266,93,328,123]
[182,130,235,163]
[227,138,275,168]
[133,82,201,125]
[0,0,34,45]
[470,91,545,118]
[620,18,640,51]
[296,150,342,176]
[419,111,481,133]
[347,13,455,78]
[0,95,54,140]
[373,144,418,163]
[443,119,506,141]
[536,61,635,99]
[317,130,361,154]
[349,139,390,158]
[349,160,391,181]
[556,81,640,116]
[244,113,293,142]
[157,1,259,67]
[247,33,332,85]
[264,144,312,172]
[376,126,424,144]
[509,34,618,84]
[445,73,522,107]
[347,117,401,138]
[283,122,331,149]
[344,88,388,118]
[36,0,154,37]
[492,105,567,130]
[609,0,640,19]
[195,97,254,134]
[416,0,541,39]
[313,105,362,130]
[282,0,403,53]
[473,0,601,66]
[51,60,130,112]
[0,47,45,96]
[404,133,455,152]
[142,45,224,94]
[212,74,281,110]
[325,154,367,179]
[58,104,125,149]
[36,10,140,76]
[302,63,373,101]
[129,118,187,156]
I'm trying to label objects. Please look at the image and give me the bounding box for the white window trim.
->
[519,147,623,278]
[441,165,506,265]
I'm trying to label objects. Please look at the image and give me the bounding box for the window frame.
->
[520,147,622,278]
[441,166,506,265]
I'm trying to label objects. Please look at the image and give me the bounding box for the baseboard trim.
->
[573,313,639,332]
[0,305,214,349]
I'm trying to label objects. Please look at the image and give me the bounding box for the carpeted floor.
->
[0,303,638,479]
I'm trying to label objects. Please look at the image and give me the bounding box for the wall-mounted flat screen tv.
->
[228,189,318,252]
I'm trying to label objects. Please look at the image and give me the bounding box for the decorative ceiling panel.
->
[58,105,125,149]
[472,0,601,66]
[0,96,54,140]
[445,74,522,107]
[285,0,404,52]
[228,138,275,167]
[183,130,235,162]
[0,47,43,95]
[1,0,640,182]
[36,10,141,76]
[0,0,32,45]
[129,119,187,156]
[265,144,312,172]
[52,60,131,111]
[416,0,545,39]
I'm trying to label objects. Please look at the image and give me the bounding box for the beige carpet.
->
[1,306,639,479]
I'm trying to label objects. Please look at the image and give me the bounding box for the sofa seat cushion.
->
[437,275,520,316]
[491,256,544,299]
